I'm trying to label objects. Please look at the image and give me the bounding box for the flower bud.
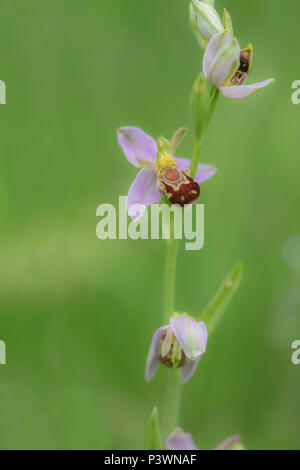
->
[190,72,211,139]
[203,32,274,99]
[191,0,224,44]
[203,31,240,87]
[223,8,233,36]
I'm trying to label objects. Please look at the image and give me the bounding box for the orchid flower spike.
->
[117,127,217,221]
[166,428,244,451]
[203,31,274,99]
[145,315,208,384]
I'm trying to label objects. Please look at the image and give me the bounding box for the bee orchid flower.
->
[166,428,243,451]
[203,31,274,99]
[117,127,217,220]
[145,315,208,384]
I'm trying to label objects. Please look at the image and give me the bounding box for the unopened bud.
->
[191,0,224,44]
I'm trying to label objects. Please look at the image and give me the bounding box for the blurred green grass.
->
[0,0,299,449]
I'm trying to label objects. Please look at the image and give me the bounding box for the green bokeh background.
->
[0,0,299,450]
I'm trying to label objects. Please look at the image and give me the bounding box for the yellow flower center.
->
[155,151,177,178]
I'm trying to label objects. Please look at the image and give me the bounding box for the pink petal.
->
[145,326,169,382]
[166,429,198,451]
[170,316,208,360]
[175,157,217,184]
[180,356,201,384]
[127,168,162,221]
[219,79,275,99]
[215,435,242,450]
[194,164,217,183]
[203,32,239,87]
[203,33,225,80]
[117,127,157,167]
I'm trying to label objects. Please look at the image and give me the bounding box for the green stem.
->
[163,370,182,438]
[190,87,220,178]
[162,216,181,439]
[207,87,219,127]
[190,134,204,179]
[163,236,179,324]
[161,87,220,443]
